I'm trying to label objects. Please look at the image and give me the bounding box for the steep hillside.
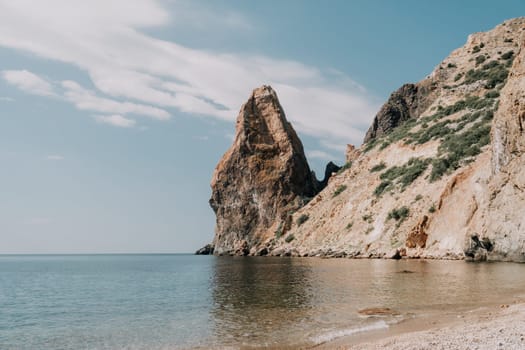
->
[204,18,525,261]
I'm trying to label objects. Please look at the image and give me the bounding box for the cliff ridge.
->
[203,18,525,261]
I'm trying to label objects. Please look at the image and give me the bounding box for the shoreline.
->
[313,300,525,349]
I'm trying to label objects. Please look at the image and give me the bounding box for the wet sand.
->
[315,302,525,349]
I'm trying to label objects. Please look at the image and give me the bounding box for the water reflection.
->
[206,258,525,347]
[209,257,314,346]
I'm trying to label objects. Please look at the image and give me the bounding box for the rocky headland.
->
[200,18,525,262]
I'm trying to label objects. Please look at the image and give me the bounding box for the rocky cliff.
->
[208,86,319,255]
[203,18,525,261]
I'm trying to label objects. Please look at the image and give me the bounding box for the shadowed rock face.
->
[316,161,341,190]
[203,18,525,262]
[209,86,317,255]
[363,82,436,143]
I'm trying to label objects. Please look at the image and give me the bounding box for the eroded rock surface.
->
[203,18,525,261]
[209,86,318,255]
[364,82,437,143]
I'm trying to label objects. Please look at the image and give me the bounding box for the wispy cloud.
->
[46,155,64,161]
[62,81,169,120]
[94,114,136,128]
[1,70,54,96]
[0,0,380,146]
[0,96,14,102]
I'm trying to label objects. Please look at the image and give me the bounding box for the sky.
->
[0,0,523,254]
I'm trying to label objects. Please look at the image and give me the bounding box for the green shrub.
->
[464,61,510,89]
[370,162,387,172]
[429,158,451,182]
[333,184,348,197]
[398,159,430,188]
[421,96,490,125]
[415,194,423,201]
[346,222,354,230]
[485,90,500,99]
[374,180,392,197]
[275,222,284,238]
[454,73,463,82]
[503,38,513,43]
[447,63,457,68]
[296,214,309,226]
[387,206,410,221]
[380,158,430,189]
[362,214,373,223]
[285,234,295,243]
[410,119,452,144]
[472,45,481,53]
[429,119,492,182]
[379,141,390,150]
[482,60,499,70]
[501,50,514,60]
[475,55,486,66]
[429,204,436,213]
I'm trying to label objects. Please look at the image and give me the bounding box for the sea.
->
[1,254,525,349]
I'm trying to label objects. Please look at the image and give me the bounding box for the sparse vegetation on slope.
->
[463,60,511,89]
[387,206,410,221]
[333,184,348,197]
[370,162,387,172]
[297,214,309,226]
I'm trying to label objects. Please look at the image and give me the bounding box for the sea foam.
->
[311,320,389,344]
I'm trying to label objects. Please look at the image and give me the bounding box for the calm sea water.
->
[1,255,525,349]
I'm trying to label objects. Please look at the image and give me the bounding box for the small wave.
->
[311,320,389,344]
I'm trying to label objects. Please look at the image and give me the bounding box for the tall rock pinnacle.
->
[209,85,317,255]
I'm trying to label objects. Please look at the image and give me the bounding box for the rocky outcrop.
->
[406,215,429,249]
[195,244,214,255]
[363,82,437,143]
[209,86,318,255]
[482,27,525,261]
[204,18,525,261]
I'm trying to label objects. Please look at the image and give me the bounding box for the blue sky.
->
[0,0,523,253]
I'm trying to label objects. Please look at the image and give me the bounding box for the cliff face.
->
[209,86,317,255]
[205,18,525,261]
[363,82,437,143]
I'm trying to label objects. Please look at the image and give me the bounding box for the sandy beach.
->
[317,302,525,350]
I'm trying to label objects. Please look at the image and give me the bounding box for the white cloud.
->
[1,70,54,96]
[46,155,64,160]
[94,114,136,128]
[0,0,380,146]
[307,150,337,161]
[0,96,14,102]
[193,135,209,141]
[62,80,170,120]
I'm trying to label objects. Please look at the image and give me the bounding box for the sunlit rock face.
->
[205,18,525,261]
[209,85,317,256]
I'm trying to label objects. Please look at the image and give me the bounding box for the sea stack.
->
[208,86,317,255]
[203,18,525,261]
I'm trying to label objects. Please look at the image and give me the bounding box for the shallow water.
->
[1,255,524,349]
